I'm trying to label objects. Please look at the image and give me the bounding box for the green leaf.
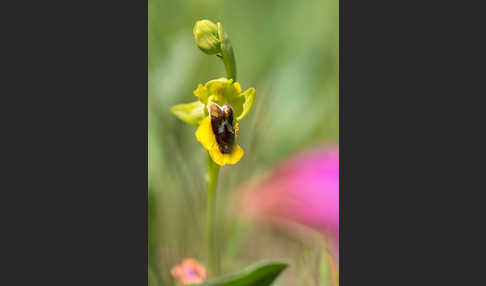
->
[171,100,206,125]
[196,260,288,286]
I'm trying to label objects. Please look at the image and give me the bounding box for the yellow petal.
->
[227,144,244,164]
[233,82,242,94]
[194,83,209,104]
[195,117,216,151]
[209,144,244,166]
[195,117,244,166]
[234,122,239,136]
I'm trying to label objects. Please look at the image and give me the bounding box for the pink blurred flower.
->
[170,258,207,285]
[236,145,339,254]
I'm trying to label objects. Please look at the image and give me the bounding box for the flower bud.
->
[193,20,221,55]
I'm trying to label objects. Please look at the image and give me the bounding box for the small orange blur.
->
[170,258,207,285]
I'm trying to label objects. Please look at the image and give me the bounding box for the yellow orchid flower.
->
[171,77,255,166]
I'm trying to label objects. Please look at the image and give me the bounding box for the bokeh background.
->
[149,0,338,285]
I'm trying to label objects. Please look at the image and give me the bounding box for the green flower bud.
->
[193,20,221,55]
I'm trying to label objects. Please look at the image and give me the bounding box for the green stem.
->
[218,23,237,81]
[205,23,236,277]
[206,152,220,276]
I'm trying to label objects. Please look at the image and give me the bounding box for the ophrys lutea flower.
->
[171,77,255,166]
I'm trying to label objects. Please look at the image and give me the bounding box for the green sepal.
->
[170,100,207,125]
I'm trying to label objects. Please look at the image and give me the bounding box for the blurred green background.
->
[149,0,338,285]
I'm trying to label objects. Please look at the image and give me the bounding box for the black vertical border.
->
[339,0,483,284]
[340,0,414,284]
[1,1,149,284]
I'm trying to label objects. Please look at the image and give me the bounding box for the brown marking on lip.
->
[208,102,235,154]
